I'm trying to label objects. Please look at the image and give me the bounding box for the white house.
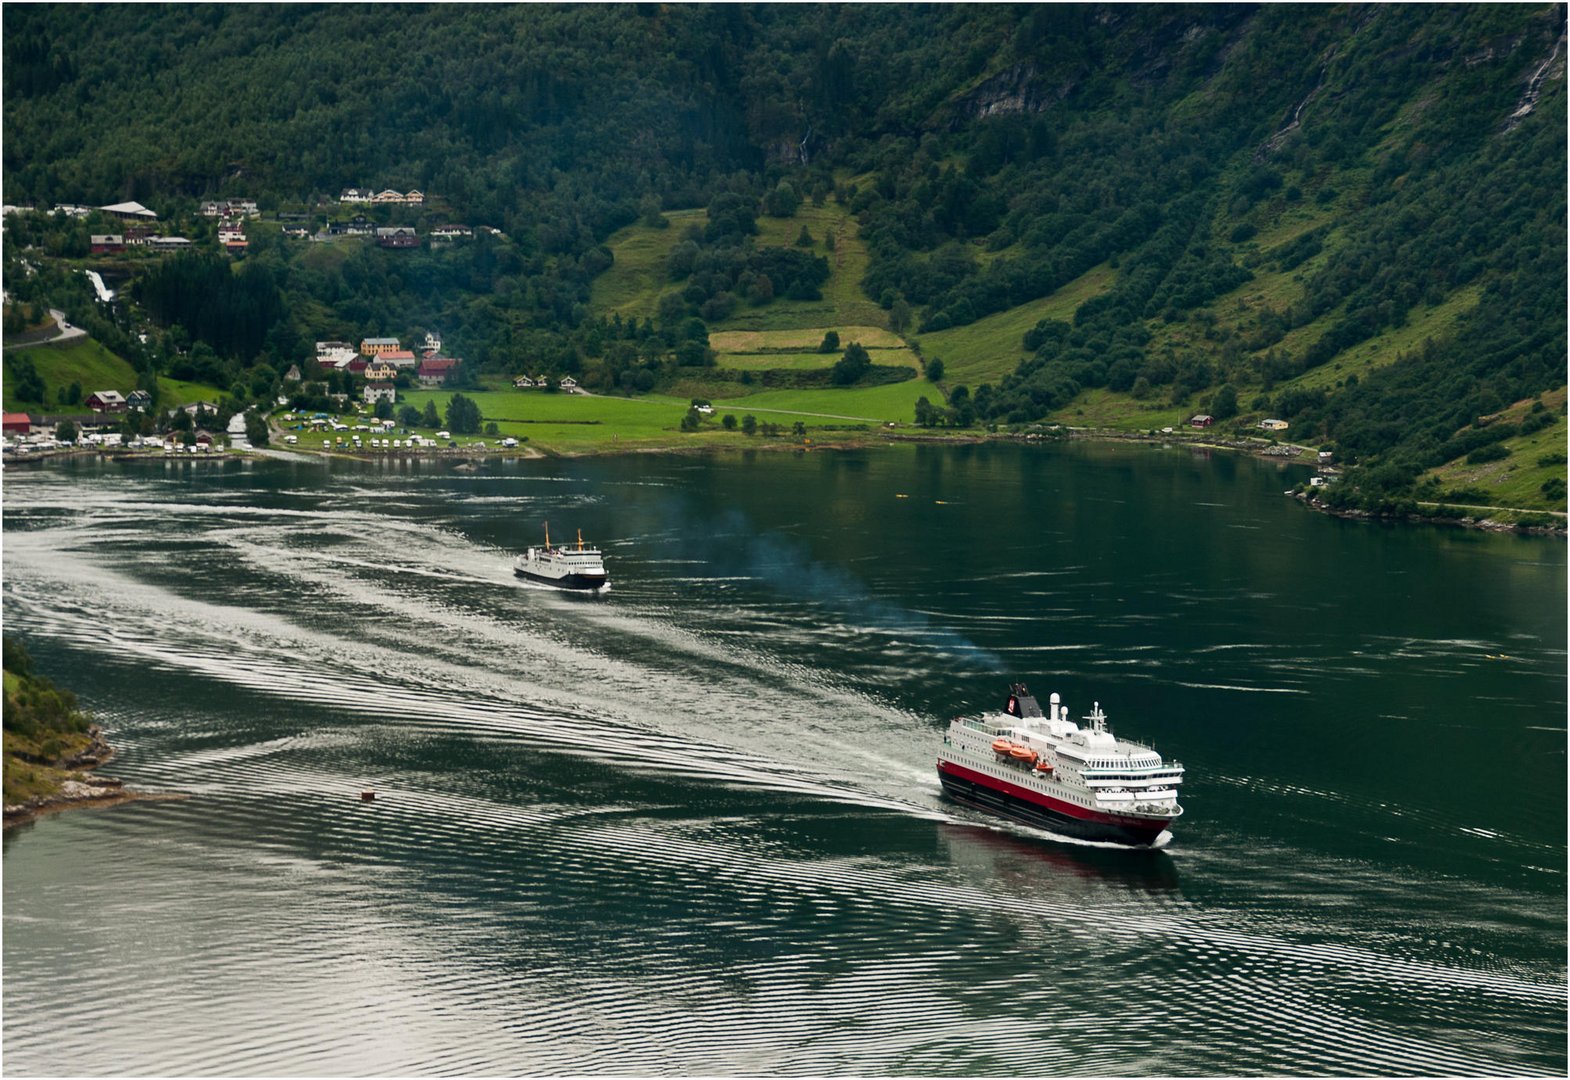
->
[364,382,396,404]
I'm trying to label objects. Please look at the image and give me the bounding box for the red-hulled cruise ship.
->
[938,683,1184,845]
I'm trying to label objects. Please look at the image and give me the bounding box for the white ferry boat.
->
[938,683,1184,845]
[514,524,608,591]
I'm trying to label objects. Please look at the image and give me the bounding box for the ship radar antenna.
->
[1087,701,1107,733]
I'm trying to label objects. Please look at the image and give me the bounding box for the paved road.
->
[1416,500,1566,518]
[4,309,86,350]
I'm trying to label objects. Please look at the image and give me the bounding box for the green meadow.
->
[915,263,1118,387]
[3,336,222,412]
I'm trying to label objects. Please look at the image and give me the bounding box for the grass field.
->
[915,263,1118,386]
[716,351,848,371]
[394,380,931,451]
[1422,388,1567,511]
[589,209,707,318]
[3,336,224,414]
[685,380,931,423]
[4,338,136,411]
[1279,284,1484,392]
[716,345,920,373]
[709,326,902,351]
[591,201,889,334]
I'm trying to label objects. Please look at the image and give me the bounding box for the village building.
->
[85,390,127,413]
[90,234,126,254]
[417,358,460,386]
[328,215,374,236]
[202,199,260,218]
[364,360,398,381]
[513,376,535,389]
[430,225,471,240]
[560,376,579,391]
[339,187,371,203]
[145,236,193,250]
[377,349,418,369]
[364,382,397,404]
[360,337,401,357]
[100,201,157,221]
[376,226,417,249]
[193,429,216,447]
[3,413,32,436]
[178,401,219,419]
[1259,418,1290,431]
[1190,414,1214,428]
[218,223,248,254]
[126,389,152,410]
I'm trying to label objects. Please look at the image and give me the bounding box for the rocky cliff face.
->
[946,63,1073,130]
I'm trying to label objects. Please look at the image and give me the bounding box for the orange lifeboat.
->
[1034,760,1054,773]
[991,737,1013,755]
[1009,746,1038,765]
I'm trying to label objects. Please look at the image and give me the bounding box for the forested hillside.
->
[4,3,1563,509]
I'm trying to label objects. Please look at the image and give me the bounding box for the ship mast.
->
[577,529,584,551]
[544,521,550,550]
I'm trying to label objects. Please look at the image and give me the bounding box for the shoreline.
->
[10,428,1563,537]
[2,724,186,831]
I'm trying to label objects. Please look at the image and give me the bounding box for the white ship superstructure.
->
[938,683,1184,844]
[514,524,608,591]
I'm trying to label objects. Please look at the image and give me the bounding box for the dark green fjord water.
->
[2,442,1564,1076]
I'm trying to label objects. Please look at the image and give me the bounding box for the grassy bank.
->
[3,335,226,413]
[3,639,98,808]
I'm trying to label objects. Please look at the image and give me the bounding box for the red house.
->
[3,412,31,436]
[347,357,369,373]
[417,358,460,385]
[86,390,128,413]
[90,234,126,254]
[1190,414,1214,428]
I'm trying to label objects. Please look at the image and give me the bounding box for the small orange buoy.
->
[360,790,376,802]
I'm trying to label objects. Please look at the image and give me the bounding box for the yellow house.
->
[360,337,401,356]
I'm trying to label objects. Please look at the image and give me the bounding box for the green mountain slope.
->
[2,4,1562,507]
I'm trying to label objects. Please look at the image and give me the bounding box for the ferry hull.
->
[938,760,1172,846]
[514,567,607,591]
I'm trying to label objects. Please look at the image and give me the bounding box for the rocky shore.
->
[3,724,184,829]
